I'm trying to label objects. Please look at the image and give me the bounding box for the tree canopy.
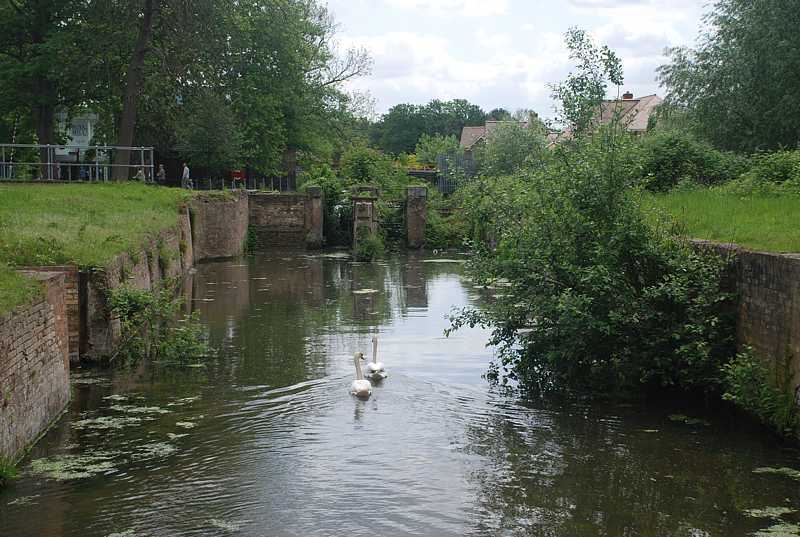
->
[372,99,486,154]
[658,0,800,152]
[0,0,371,176]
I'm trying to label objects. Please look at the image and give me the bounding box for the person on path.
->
[156,164,166,184]
[181,162,192,189]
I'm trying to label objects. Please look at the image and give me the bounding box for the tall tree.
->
[112,0,161,179]
[0,0,81,167]
[658,0,800,152]
[375,99,486,154]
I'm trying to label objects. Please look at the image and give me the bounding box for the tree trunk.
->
[113,0,159,180]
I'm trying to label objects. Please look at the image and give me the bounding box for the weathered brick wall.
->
[83,215,193,360]
[695,241,800,399]
[249,193,311,248]
[19,266,80,364]
[0,273,69,460]
[191,192,249,260]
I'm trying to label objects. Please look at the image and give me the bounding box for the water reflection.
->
[1,252,800,537]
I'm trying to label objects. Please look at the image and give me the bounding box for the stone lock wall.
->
[190,191,249,260]
[249,192,322,249]
[0,273,69,460]
[83,212,194,359]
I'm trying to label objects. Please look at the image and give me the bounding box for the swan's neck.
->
[353,354,364,381]
[372,337,378,364]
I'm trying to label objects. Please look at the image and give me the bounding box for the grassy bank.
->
[642,190,800,253]
[0,184,192,315]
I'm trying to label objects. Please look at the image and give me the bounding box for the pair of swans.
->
[350,336,387,398]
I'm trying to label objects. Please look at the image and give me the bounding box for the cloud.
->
[329,0,704,115]
[381,0,509,17]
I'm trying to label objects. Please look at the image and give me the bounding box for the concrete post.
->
[406,186,427,249]
[351,194,377,255]
[306,186,324,249]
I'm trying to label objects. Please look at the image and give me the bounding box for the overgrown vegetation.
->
[0,456,17,488]
[0,264,42,316]
[722,349,799,435]
[448,29,735,402]
[353,227,384,262]
[108,282,210,364]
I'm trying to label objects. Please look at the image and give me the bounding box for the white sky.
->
[326,0,707,118]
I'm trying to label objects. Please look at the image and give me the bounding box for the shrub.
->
[722,349,799,436]
[299,165,351,247]
[109,282,211,363]
[340,145,411,198]
[449,128,735,396]
[634,131,746,191]
[0,457,16,488]
[742,150,800,184]
[415,134,461,167]
[354,227,384,262]
[474,122,548,176]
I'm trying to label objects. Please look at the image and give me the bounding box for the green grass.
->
[0,263,42,316]
[0,183,192,314]
[642,189,800,253]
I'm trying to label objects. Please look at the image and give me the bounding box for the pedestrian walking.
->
[156,164,166,184]
[181,162,192,189]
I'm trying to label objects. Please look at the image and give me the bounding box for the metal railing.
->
[0,143,155,182]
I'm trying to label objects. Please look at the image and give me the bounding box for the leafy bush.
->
[634,131,746,191]
[722,349,799,436]
[449,127,735,396]
[474,121,548,176]
[424,191,470,250]
[742,150,800,184]
[353,226,384,262]
[299,164,352,246]
[339,145,411,198]
[415,134,461,167]
[109,282,211,363]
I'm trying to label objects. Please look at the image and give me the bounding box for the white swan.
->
[350,352,372,398]
[365,336,387,380]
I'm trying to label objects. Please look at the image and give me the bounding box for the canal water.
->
[2,252,800,537]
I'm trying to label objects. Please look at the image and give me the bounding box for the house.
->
[459,120,529,154]
[596,92,663,134]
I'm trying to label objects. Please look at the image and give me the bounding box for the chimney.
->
[622,91,634,100]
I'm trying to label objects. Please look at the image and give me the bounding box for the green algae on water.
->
[745,507,797,519]
[754,523,800,536]
[109,404,171,415]
[131,442,178,460]
[753,467,800,481]
[30,452,118,481]
[207,518,246,531]
[175,421,197,429]
[72,415,144,430]
[668,414,711,426]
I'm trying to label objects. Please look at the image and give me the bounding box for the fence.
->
[193,175,297,192]
[0,143,154,182]
[435,152,476,195]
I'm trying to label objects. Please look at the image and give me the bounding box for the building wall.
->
[0,273,69,460]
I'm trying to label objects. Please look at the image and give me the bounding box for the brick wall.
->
[190,192,249,260]
[0,272,69,460]
[249,193,311,248]
[18,266,80,364]
[695,241,800,398]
